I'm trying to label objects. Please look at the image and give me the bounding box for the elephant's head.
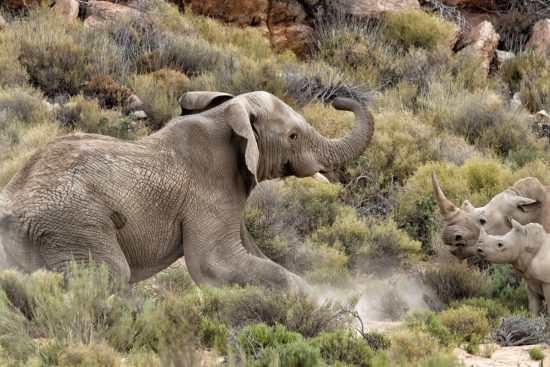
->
[432,171,543,259]
[179,91,374,184]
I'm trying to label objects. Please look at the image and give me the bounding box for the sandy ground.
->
[455,344,549,367]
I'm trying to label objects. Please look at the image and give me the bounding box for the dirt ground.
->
[455,344,549,367]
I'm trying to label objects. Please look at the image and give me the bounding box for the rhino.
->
[432,171,548,258]
[477,219,550,314]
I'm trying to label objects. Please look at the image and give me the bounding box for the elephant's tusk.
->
[312,172,329,184]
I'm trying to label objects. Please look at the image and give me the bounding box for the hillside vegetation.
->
[0,1,549,366]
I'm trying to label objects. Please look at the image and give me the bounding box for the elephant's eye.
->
[289,133,298,141]
[497,242,503,248]
[479,218,486,225]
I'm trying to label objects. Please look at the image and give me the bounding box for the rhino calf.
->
[477,219,550,315]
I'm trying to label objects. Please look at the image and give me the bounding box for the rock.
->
[129,110,147,120]
[339,0,420,16]
[2,0,42,10]
[535,110,549,124]
[268,23,315,58]
[84,1,143,28]
[525,19,550,60]
[187,0,268,26]
[123,94,145,115]
[458,21,499,78]
[436,0,493,10]
[495,50,514,66]
[49,0,79,22]
[0,16,6,31]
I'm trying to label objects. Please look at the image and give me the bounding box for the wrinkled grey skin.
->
[477,220,550,314]
[432,172,549,259]
[0,91,374,293]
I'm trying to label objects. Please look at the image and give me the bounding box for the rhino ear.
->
[224,99,259,183]
[461,200,475,211]
[179,92,234,116]
[511,218,527,236]
[514,196,540,213]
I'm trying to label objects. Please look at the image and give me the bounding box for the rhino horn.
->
[431,170,458,217]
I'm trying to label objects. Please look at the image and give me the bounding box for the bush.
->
[391,330,441,362]
[381,10,455,51]
[0,33,27,87]
[420,260,489,305]
[130,73,181,130]
[200,317,228,354]
[529,346,545,361]
[58,95,143,139]
[438,305,490,343]
[310,329,375,366]
[500,52,550,112]
[404,310,452,346]
[448,298,508,327]
[487,264,529,313]
[59,343,122,367]
[83,74,132,109]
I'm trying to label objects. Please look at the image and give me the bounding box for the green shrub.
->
[310,329,375,366]
[487,264,529,313]
[449,298,508,326]
[0,33,27,87]
[500,52,550,112]
[381,10,455,51]
[391,330,441,362]
[59,343,122,367]
[404,310,452,346]
[507,147,539,168]
[129,73,180,130]
[529,346,545,361]
[59,95,144,139]
[200,317,228,354]
[465,333,482,354]
[438,305,490,343]
[364,331,392,351]
[276,341,322,367]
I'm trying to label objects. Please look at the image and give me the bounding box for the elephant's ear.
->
[179,92,234,115]
[224,100,259,183]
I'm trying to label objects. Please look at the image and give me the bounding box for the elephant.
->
[477,220,550,314]
[0,91,374,292]
[432,171,548,259]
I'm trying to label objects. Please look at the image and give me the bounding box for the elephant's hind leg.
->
[39,219,131,283]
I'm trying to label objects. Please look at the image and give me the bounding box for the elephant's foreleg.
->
[240,220,268,259]
[183,218,309,293]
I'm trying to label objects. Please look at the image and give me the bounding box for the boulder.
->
[49,0,79,22]
[2,0,42,10]
[0,16,6,31]
[123,94,145,115]
[525,19,550,60]
[458,21,499,78]
[268,23,315,58]
[339,0,420,16]
[84,1,143,28]
[187,0,268,26]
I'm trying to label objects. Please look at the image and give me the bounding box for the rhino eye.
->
[479,218,486,225]
[497,242,503,248]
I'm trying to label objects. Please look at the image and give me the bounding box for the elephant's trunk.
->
[315,98,375,171]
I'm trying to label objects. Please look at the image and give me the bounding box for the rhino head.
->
[432,171,544,259]
[477,219,545,264]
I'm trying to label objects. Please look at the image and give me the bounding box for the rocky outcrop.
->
[458,21,499,77]
[187,0,268,26]
[49,0,79,22]
[525,19,550,60]
[2,0,42,10]
[340,0,420,17]
[83,1,142,28]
